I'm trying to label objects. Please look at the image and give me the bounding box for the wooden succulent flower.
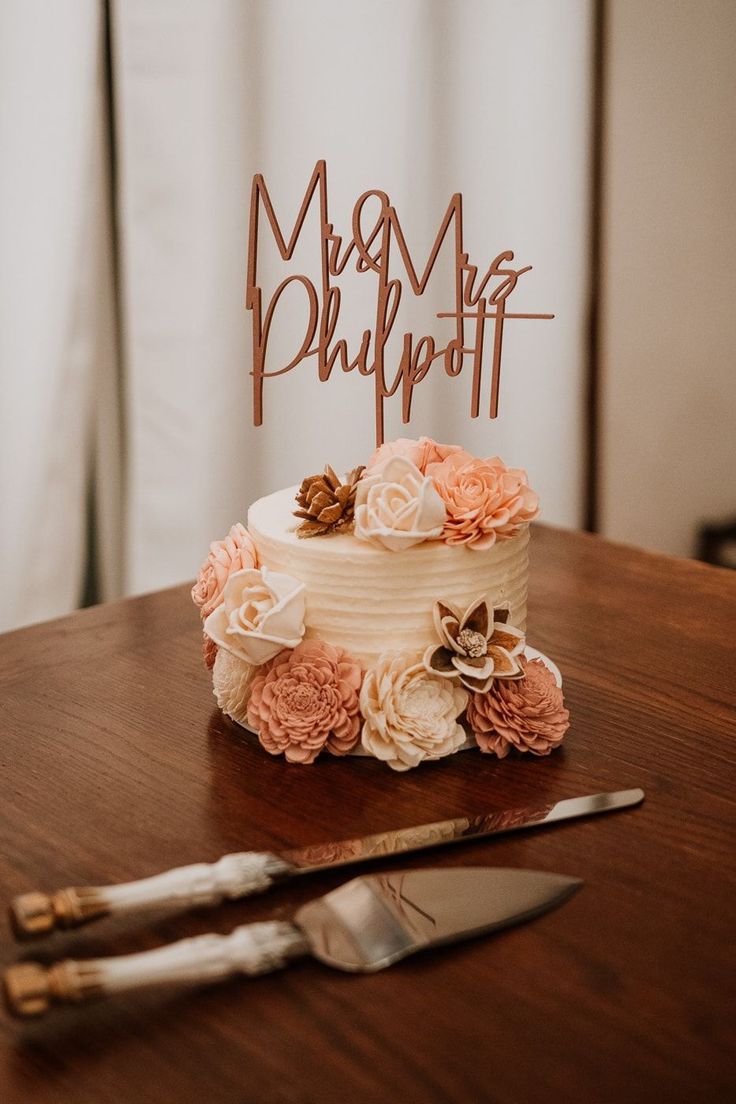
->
[294,465,365,538]
[423,597,525,693]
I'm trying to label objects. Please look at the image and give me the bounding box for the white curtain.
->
[0,0,593,631]
[0,1,121,631]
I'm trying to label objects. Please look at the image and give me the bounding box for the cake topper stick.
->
[246,160,554,446]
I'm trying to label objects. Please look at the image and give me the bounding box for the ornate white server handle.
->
[4,921,310,1017]
[10,852,294,939]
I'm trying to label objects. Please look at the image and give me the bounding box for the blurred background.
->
[1,0,734,633]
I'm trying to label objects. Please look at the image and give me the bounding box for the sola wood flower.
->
[202,631,218,671]
[212,649,257,728]
[427,453,540,549]
[294,465,365,537]
[354,456,446,552]
[466,656,569,758]
[360,651,468,771]
[423,597,525,693]
[203,566,306,666]
[247,639,363,764]
[191,523,258,619]
[365,436,466,476]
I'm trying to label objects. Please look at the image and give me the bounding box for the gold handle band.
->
[3,960,104,1017]
[10,889,109,939]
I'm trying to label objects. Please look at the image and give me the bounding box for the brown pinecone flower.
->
[294,465,365,538]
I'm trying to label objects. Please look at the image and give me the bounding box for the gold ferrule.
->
[3,962,52,1017]
[10,888,110,940]
[3,960,105,1018]
[9,893,56,939]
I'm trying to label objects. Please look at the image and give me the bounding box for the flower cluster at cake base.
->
[191,436,569,769]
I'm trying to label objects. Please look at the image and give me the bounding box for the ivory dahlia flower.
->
[360,651,468,771]
[212,649,257,728]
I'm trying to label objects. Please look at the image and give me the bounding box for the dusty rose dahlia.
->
[246,639,362,764]
[191,523,259,619]
[202,631,218,670]
[466,657,569,758]
[427,453,539,549]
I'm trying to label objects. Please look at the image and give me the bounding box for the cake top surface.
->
[248,484,481,561]
[249,485,364,554]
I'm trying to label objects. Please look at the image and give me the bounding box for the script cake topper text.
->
[246,160,553,446]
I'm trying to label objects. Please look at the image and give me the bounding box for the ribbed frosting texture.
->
[248,487,530,668]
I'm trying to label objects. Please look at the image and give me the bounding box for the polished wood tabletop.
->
[0,525,734,1104]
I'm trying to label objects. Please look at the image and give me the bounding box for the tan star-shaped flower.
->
[423,596,525,693]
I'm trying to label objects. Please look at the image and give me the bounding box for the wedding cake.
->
[192,436,569,770]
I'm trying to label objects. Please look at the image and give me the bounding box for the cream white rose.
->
[360,650,468,771]
[354,456,446,551]
[203,566,306,665]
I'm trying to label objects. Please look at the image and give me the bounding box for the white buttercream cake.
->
[248,486,530,668]
[193,437,569,770]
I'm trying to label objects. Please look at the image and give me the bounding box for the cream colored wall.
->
[600,0,736,557]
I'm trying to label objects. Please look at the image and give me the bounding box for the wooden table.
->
[0,525,734,1104]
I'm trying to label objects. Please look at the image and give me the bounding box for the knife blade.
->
[4,867,582,1017]
[9,788,642,939]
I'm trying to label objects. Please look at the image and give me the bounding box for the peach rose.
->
[203,566,306,666]
[466,657,569,757]
[428,453,539,549]
[360,650,468,771]
[247,640,363,764]
[191,523,258,619]
[354,456,446,551]
[365,436,468,475]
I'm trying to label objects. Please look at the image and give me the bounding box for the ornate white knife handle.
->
[10,852,293,939]
[3,920,309,1018]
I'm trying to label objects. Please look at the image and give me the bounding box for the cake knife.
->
[4,866,582,1017]
[10,788,642,939]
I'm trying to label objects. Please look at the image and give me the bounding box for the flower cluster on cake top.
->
[294,435,539,550]
[192,436,567,770]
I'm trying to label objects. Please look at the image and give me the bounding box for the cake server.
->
[4,866,582,1017]
[10,788,642,939]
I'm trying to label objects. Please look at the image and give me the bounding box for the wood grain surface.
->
[0,524,734,1104]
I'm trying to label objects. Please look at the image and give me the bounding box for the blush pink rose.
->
[366,436,468,476]
[191,523,258,619]
[247,639,363,764]
[428,453,539,549]
[466,657,569,757]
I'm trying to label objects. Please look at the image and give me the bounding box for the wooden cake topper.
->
[246,160,553,446]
